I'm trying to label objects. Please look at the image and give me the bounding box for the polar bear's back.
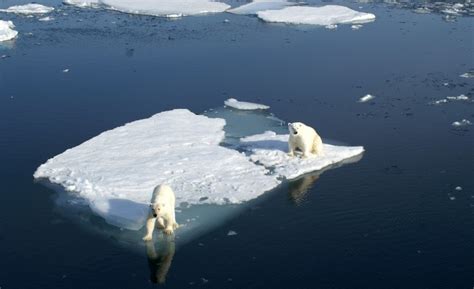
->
[151,184,175,204]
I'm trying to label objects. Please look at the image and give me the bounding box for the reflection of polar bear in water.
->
[143,185,179,241]
[146,237,176,284]
[288,122,323,158]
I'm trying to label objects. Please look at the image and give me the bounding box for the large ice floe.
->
[228,0,296,15]
[0,20,17,42]
[241,131,364,179]
[35,105,364,246]
[63,0,101,8]
[0,4,54,14]
[224,98,270,110]
[101,0,230,17]
[257,5,376,26]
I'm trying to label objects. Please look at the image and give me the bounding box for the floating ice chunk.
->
[455,186,462,191]
[446,94,469,101]
[325,24,337,29]
[351,24,362,30]
[62,68,70,73]
[413,7,431,14]
[38,16,54,21]
[359,94,375,102]
[224,98,270,110]
[101,0,230,17]
[240,131,364,179]
[452,119,472,127]
[460,71,474,78]
[257,5,375,26]
[228,0,296,15]
[34,109,280,230]
[63,0,101,8]
[0,20,17,42]
[227,230,237,236]
[0,4,54,14]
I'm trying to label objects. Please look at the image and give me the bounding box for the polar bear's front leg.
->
[163,213,175,235]
[288,141,296,157]
[143,215,157,241]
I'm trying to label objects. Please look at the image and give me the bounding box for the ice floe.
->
[224,98,270,110]
[228,0,296,15]
[0,3,54,14]
[101,0,230,17]
[359,94,375,102]
[452,119,472,127]
[0,20,18,42]
[460,71,474,78]
[240,131,364,179]
[39,16,54,21]
[257,5,376,26]
[431,94,471,104]
[34,109,280,230]
[351,24,363,30]
[63,0,101,8]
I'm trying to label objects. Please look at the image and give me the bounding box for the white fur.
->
[143,184,179,241]
[287,122,323,158]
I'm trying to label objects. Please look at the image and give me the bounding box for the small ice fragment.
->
[455,186,462,191]
[432,99,448,104]
[62,68,70,73]
[460,72,474,78]
[201,278,209,283]
[227,230,237,236]
[359,94,375,102]
[63,0,101,8]
[446,94,469,101]
[224,98,270,110]
[39,16,54,22]
[223,19,229,23]
[0,4,54,14]
[449,196,456,201]
[325,24,337,29]
[452,119,472,127]
[351,24,362,30]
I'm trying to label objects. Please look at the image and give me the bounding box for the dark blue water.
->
[1,1,473,288]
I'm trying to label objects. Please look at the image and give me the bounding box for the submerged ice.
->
[35,106,364,233]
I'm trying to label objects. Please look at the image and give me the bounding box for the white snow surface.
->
[63,0,100,8]
[0,20,17,41]
[228,0,295,15]
[0,3,54,14]
[101,0,230,17]
[224,98,270,110]
[257,5,375,26]
[240,131,364,179]
[34,109,280,229]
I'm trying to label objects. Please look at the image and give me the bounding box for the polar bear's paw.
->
[173,222,179,230]
[142,235,153,241]
[163,228,174,235]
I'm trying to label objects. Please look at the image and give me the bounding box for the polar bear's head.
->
[288,122,305,135]
[150,202,167,218]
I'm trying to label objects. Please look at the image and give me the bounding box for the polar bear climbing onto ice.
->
[143,184,179,241]
[287,122,323,159]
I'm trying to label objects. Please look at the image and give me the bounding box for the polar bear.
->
[287,122,323,158]
[143,184,179,241]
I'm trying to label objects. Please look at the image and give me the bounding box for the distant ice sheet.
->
[101,0,230,17]
[228,0,295,15]
[0,4,54,14]
[257,5,375,26]
[241,131,364,179]
[224,98,270,110]
[34,109,279,230]
[0,20,17,42]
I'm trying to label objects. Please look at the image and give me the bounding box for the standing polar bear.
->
[288,122,323,158]
[143,184,179,241]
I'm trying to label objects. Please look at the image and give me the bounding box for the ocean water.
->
[0,0,473,288]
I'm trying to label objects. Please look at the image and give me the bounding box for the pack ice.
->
[35,108,364,231]
[257,5,376,26]
[0,20,17,42]
[0,4,54,14]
